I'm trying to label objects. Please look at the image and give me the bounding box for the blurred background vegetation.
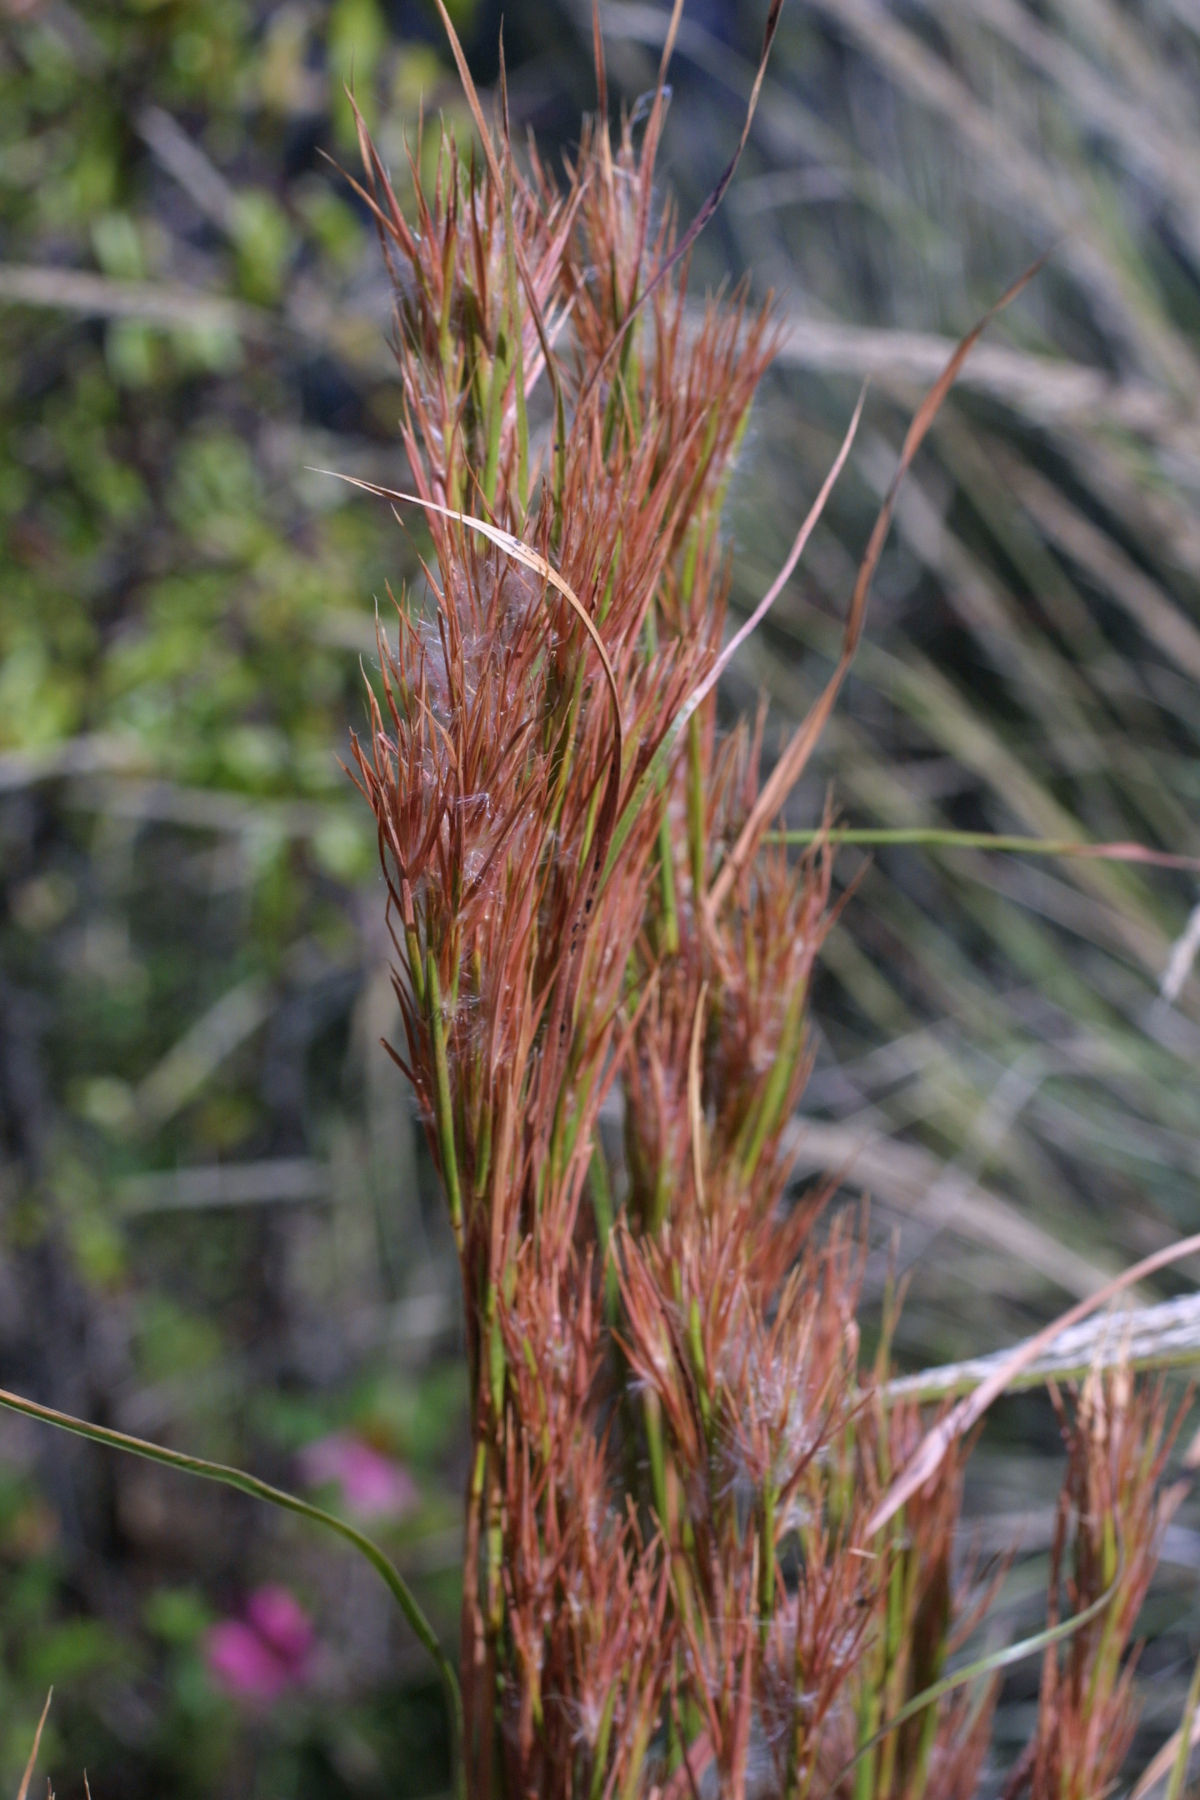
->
[2,0,1199,1794]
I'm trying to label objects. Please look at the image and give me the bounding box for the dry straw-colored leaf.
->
[15,1692,51,1800]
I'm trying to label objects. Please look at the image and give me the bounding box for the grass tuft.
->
[336,11,1197,1796]
[2,7,1196,1798]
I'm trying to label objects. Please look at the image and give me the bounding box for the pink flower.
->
[245,1585,315,1665]
[205,1586,314,1705]
[297,1432,418,1521]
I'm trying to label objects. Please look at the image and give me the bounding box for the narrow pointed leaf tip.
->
[16,1691,52,1800]
[691,385,866,714]
[579,0,786,409]
[708,254,1050,917]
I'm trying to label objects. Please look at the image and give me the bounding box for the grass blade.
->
[771,826,1200,871]
[709,252,1052,917]
[834,1528,1126,1789]
[15,1692,52,1800]
[0,1384,464,1800]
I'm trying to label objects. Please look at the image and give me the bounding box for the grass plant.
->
[328,5,1197,1793]
[3,4,1200,1798]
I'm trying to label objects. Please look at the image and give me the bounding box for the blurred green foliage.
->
[0,0,497,1793]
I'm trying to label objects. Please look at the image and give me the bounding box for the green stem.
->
[833,1525,1126,1791]
[770,827,1198,869]
[643,1388,670,1538]
[427,952,465,1249]
[0,1382,465,1800]
[686,714,706,898]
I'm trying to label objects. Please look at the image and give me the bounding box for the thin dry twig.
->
[890,1292,1200,1402]
[870,1229,1200,1535]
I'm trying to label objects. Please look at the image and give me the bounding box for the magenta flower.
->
[298,1432,418,1521]
[205,1585,314,1705]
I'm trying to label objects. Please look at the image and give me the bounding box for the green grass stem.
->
[0,1383,465,1800]
[836,1529,1126,1791]
[770,827,1200,870]
[426,951,465,1247]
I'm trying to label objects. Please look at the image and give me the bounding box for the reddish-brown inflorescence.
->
[1027,1374,1184,1800]
[344,8,1187,1797]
